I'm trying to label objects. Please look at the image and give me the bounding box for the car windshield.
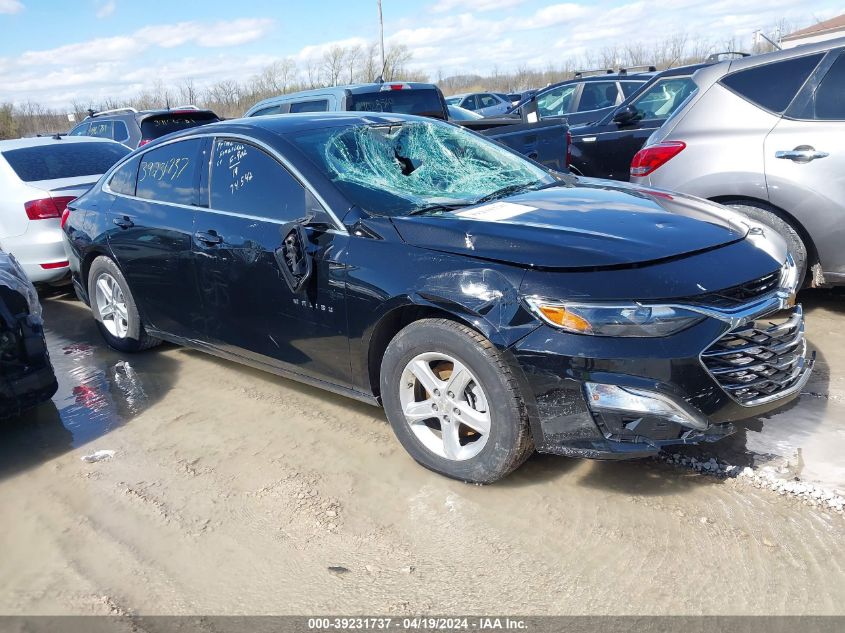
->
[2,141,130,182]
[291,120,553,216]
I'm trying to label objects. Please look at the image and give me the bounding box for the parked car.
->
[68,106,220,149]
[244,82,570,171]
[447,104,484,120]
[0,136,130,285]
[507,90,536,106]
[64,113,809,483]
[509,67,656,126]
[631,39,845,287]
[0,251,58,417]
[568,62,714,180]
[444,92,512,116]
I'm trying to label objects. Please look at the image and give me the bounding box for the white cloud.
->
[432,0,526,12]
[4,0,843,110]
[18,18,274,66]
[0,0,23,14]
[96,0,115,18]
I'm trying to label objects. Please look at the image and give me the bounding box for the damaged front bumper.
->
[0,256,58,417]
[508,297,813,459]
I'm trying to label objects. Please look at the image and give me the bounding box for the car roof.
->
[162,111,432,142]
[721,35,845,73]
[249,82,439,111]
[0,136,122,150]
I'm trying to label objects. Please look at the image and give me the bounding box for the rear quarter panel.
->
[640,84,777,200]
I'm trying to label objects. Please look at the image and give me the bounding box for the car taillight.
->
[139,139,151,146]
[630,141,686,177]
[380,83,411,91]
[60,207,71,229]
[40,261,69,270]
[566,129,572,168]
[24,196,76,221]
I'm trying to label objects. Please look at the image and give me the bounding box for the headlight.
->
[524,298,703,337]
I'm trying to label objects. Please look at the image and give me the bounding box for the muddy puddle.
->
[0,294,174,481]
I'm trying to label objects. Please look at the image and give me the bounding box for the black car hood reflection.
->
[390,182,749,270]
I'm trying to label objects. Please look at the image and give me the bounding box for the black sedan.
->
[569,63,711,180]
[62,113,811,483]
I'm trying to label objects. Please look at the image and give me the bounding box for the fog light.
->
[584,383,708,431]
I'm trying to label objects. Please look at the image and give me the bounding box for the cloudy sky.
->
[0,0,841,110]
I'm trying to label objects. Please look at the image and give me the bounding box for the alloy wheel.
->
[94,272,129,339]
[398,352,491,461]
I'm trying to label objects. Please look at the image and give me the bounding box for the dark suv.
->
[68,106,220,149]
[510,67,657,126]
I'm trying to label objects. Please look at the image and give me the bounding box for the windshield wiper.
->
[405,202,473,216]
[472,179,559,205]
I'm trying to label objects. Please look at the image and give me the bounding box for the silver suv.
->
[630,38,845,286]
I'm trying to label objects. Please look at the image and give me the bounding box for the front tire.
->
[380,318,533,484]
[88,256,160,352]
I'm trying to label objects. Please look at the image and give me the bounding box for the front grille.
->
[701,307,807,405]
[688,270,781,308]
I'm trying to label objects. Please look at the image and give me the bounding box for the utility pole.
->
[378,0,386,80]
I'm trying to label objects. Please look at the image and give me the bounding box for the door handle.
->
[194,230,223,246]
[775,146,829,163]
[113,216,134,229]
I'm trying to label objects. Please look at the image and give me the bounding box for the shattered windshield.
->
[290,120,553,216]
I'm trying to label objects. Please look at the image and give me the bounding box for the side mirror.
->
[275,223,312,293]
[612,105,639,125]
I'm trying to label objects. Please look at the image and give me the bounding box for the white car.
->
[444,92,512,117]
[0,136,129,284]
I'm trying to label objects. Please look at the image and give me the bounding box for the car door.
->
[765,50,845,278]
[106,137,206,339]
[194,136,352,387]
[476,93,506,116]
[535,84,577,119]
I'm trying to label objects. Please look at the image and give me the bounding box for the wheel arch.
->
[709,195,819,270]
[366,298,500,400]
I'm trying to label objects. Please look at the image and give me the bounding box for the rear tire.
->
[87,256,160,353]
[380,318,533,484]
[722,200,808,285]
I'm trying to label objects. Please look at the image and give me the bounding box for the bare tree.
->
[178,78,199,106]
[322,46,347,85]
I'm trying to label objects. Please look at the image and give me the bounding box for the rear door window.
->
[289,100,329,113]
[136,138,203,205]
[88,120,113,138]
[108,155,141,196]
[478,94,500,108]
[620,81,644,97]
[577,81,619,111]
[210,138,305,222]
[113,120,130,143]
[2,142,130,182]
[140,112,219,141]
[811,53,845,120]
[720,54,824,114]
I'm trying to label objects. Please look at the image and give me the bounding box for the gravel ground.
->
[0,289,843,615]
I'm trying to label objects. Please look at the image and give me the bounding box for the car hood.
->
[390,180,749,270]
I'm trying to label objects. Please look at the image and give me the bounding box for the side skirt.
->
[148,328,381,408]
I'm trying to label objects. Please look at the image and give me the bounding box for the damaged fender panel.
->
[342,225,539,395]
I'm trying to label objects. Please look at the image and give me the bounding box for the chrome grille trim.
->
[700,305,813,407]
